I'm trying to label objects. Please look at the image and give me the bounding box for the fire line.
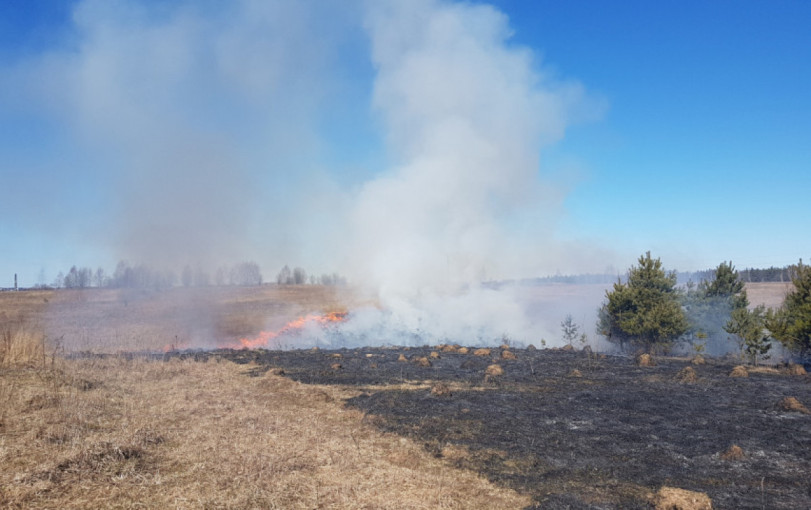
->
[232,311,347,349]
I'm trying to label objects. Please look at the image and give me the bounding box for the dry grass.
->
[675,367,698,383]
[1,357,530,509]
[654,486,712,510]
[485,364,504,377]
[728,365,748,378]
[777,396,810,414]
[0,287,530,509]
[744,282,793,309]
[500,350,517,360]
[637,353,655,367]
[2,286,371,353]
[0,327,48,368]
[720,444,745,461]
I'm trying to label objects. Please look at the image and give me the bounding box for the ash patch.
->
[197,348,811,509]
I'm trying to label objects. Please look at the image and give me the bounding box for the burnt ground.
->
[178,347,811,509]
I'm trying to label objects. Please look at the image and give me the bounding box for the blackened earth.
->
[176,347,811,509]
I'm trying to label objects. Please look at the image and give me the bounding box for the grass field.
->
[0,285,529,509]
[0,282,802,509]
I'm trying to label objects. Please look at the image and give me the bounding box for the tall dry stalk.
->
[0,326,46,368]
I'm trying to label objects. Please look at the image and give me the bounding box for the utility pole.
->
[14,273,18,291]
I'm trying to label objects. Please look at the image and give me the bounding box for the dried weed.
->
[1,356,530,509]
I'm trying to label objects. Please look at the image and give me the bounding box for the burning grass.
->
[10,285,367,353]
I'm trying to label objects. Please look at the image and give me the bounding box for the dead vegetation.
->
[777,396,810,414]
[3,285,810,509]
[0,288,533,509]
[6,285,369,353]
[430,382,452,397]
[654,486,713,510]
[675,366,698,383]
[484,364,504,377]
[728,365,749,378]
[637,353,655,367]
[0,355,529,509]
[500,349,517,360]
[720,444,745,461]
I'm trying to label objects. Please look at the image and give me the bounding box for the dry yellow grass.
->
[637,353,655,367]
[1,286,371,353]
[675,367,698,383]
[728,365,748,378]
[1,357,530,509]
[0,287,530,509]
[744,282,793,309]
[654,486,713,510]
[777,396,810,414]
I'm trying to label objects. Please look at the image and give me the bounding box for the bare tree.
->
[292,267,307,285]
[277,265,292,285]
[230,262,262,286]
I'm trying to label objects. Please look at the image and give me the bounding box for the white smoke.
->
[2,0,355,271]
[3,0,609,348]
[336,0,600,346]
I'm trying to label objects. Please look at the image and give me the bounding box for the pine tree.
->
[683,261,749,354]
[700,261,748,309]
[561,314,580,347]
[725,305,771,365]
[767,261,811,360]
[598,252,688,353]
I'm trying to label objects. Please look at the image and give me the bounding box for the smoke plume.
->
[337,0,599,345]
[3,0,609,347]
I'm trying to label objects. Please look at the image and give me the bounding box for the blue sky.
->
[1,0,810,288]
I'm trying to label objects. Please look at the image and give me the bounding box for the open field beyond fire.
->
[1,284,808,509]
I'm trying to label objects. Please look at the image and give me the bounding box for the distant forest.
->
[502,265,801,287]
[4,262,800,291]
[12,261,347,291]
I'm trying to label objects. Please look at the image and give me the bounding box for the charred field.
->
[3,284,810,509]
[185,345,811,509]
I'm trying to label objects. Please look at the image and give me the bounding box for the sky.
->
[1,0,810,289]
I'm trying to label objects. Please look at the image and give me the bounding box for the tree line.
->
[275,265,347,286]
[598,252,811,363]
[44,261,349,289]
[48,261,264,289]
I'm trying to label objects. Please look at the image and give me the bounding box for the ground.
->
[1,284,808,509]
[199,346,811,509]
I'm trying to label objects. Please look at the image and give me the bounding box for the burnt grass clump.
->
[184,347,811,509]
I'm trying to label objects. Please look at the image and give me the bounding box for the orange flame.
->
[232,311,347,349]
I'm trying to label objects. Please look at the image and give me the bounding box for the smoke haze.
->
[338,0,602,345]
[4,0,610,347]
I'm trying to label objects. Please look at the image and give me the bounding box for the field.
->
[1,283,808,509]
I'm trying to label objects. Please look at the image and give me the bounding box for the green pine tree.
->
[683,261,749,354]
[767,261,811,360]
[598,252,688,353]
[725,305,771,365]
[561,314,580,347]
